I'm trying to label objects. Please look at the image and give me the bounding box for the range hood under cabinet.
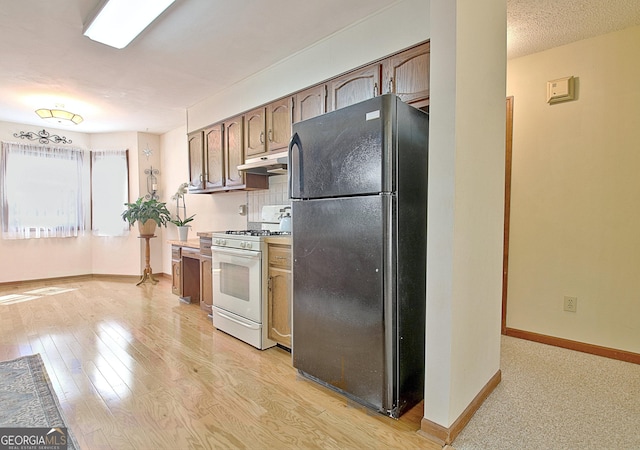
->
[237,150,288,175]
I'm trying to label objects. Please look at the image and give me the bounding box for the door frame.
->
[502,96,514,334]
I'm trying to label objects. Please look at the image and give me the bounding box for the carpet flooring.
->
[0,354,79,449]
[452,336,640,449]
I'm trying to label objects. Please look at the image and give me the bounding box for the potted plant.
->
[170,182,195,241]
[121,197,172,236]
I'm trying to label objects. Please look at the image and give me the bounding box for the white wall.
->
[426,0,506,428]
[506,25,640,353]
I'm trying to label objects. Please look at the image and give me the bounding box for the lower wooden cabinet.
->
[171,245,181,295]
[171,240,212,314]
[181,247,201,304]
[267,243,292,348]
[200,255,212,314]
[200,236,213,314]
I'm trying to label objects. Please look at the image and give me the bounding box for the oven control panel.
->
[212,237,260,251]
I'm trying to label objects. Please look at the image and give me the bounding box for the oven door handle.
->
[212,247,261,260]
[215,310,260,330]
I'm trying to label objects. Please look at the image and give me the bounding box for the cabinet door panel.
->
[187,131,204,190]
[244,108,266,158]
[383,42,430,104]
[200,256,212,313]
[171,259,181,295]
[269,267,291,347]
[225,116,244,187]
[294,85,326,123]
[328,64,381,112]
[204,124,224,189]
[267,98,292,152]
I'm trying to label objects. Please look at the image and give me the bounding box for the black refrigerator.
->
[288,94,429,418]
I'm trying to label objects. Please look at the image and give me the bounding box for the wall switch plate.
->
[564,296,577,312]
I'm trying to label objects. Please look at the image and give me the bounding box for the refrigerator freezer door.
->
[289,95,395,199]
[292,194,393,412]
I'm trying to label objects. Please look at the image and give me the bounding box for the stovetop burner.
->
[224,230,291,236]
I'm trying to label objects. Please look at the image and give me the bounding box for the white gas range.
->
[210,230,290,350]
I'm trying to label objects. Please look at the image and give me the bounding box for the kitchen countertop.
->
[167,239,200,249]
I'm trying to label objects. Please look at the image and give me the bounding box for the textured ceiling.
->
[0,0,639,134]
[507,0,640,58]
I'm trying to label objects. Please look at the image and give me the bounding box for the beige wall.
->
[506,25,640,353]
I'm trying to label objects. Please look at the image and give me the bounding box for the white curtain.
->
[1,141,85,239]
[91,150,129,236]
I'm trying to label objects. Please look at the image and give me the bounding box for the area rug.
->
[0,354,79,449]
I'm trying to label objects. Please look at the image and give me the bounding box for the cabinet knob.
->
[259,131,265,144]
[268,129,273,142]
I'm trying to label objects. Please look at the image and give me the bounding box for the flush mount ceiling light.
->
[83,0,176,49]
[35,108,84,125]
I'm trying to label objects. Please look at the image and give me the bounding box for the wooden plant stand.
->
[137,234,158,285]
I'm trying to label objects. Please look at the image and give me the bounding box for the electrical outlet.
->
[564,296,577,312]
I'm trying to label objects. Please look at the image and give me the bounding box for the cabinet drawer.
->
[171,246,181,261]
[268,246,291,268]
[200,237,212,256]
[182,247,200,259]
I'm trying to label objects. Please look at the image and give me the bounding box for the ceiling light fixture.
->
[35,108,84,125]
[83,0,176,49]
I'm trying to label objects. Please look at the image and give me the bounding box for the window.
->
[91,150,129,236]
[1,141,85,239]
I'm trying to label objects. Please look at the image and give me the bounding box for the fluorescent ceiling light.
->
[83,0,176,49]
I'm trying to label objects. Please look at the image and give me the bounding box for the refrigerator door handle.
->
[288,132,303,198]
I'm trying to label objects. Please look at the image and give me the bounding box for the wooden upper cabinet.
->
[244,107,266,158]
[225,115,244,187]
[245,98,292,159]
[187,131,204,191]
[267,97,292,152]
[204,124,224,190]
[327,63,381,112]
[293,85,326,123]
[188,40,430,194]
[383,42,430,107]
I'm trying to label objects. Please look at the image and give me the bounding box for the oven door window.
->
[212,248,262,323]
[219,262,250,301]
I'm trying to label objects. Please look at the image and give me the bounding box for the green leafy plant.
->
[170,214,195,227]
[121,197,172,227]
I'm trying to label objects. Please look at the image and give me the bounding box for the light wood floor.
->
[0,276,439,450]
